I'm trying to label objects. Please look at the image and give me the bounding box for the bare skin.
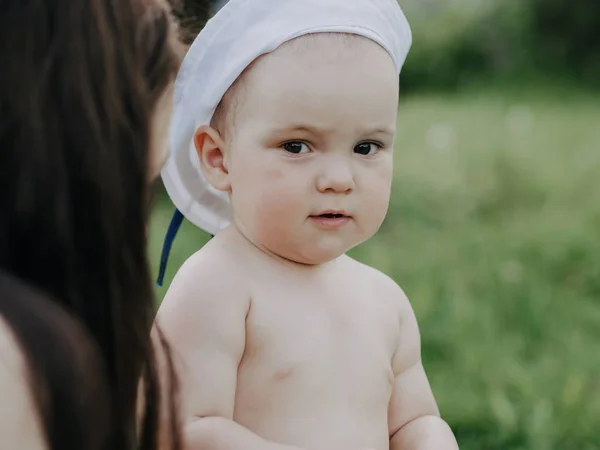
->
[157,229,457,450]
[0,319,46,450]
[157,34,458,450]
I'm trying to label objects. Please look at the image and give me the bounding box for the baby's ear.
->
[193,125,231,191]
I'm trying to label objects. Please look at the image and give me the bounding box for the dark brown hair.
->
[0,0,183,449]
[168,0,213,44]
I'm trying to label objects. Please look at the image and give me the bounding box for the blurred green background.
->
[157,1,600,448]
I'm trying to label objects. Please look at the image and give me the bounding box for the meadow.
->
[149,84,600,450]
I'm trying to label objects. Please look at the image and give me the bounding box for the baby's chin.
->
[233,221,369,266]
[262,239,358,267]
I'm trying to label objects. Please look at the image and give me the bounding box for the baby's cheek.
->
[361,174,392,229]
[255,183,301,220]
[252,179,304,243]
[370,190,391,227]
[255,164,304,214]
[263,163,287,182]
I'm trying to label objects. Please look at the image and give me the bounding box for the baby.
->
[156,1,458,449]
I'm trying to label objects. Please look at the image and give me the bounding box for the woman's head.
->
[0,0,183,448]
[0,0,182,278]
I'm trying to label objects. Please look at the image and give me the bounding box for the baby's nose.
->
[316,158,355,193]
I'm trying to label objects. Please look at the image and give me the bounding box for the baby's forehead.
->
[213,33,393,135]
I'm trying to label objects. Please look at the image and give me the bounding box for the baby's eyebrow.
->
[364,127,396,137]
[270,124,331,135]
[269,124,395,137]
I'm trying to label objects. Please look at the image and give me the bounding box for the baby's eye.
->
[354,142,381,156]
[282,141,310,154]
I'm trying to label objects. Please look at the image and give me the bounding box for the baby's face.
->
[224,34,399,264]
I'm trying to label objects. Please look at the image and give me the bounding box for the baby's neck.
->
[222,224,340,274]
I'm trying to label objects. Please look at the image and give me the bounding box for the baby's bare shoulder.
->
[157,235,251,325]
[344,258,422,370]
[343,255,413,315]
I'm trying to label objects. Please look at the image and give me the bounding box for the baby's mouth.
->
[308,212,352,228]
[318,213,346,219]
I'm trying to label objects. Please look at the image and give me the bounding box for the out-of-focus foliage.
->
[400,0,600,90]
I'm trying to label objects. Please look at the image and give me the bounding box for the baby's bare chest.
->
[235,282,399,413]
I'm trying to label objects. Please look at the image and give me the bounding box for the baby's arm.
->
[386,284,458,450]
[155,252,343,450]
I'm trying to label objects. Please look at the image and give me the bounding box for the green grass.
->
[148,86,600,450]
